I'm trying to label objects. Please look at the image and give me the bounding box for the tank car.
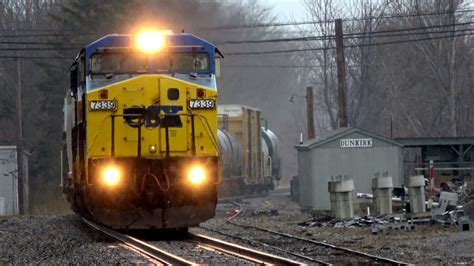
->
[261,127,281,184]
[61,31,222,229]
[217,105,280,197]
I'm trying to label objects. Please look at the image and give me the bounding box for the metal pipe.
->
[165,125,170,158]
[111,115,115,157]
[137,117,142,157]
[191,114,196,156]
[405,161,474,165]
[415,167,474,171]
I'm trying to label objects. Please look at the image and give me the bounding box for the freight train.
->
[61,31,221,230]
[61,31,281,230]
[217,105,281,197]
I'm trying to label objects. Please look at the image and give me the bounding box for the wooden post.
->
[16,57,24,214]
[306,86,315,140]
[335,19,348,128]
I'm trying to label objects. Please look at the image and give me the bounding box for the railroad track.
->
[82,218,302,265]
[83,218,193,265]
[202,201,410,265]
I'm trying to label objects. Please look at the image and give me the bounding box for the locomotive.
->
[61,31,221,230]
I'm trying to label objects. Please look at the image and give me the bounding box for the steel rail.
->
[227,201,409,265]
[189,232,303,265]
[82,218,195,265]
[199,226,329,265]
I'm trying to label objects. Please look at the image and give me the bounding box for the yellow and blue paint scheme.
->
[86,75,218,159]
[64,33,221,229]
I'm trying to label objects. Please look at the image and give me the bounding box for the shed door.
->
[0,197,5,216]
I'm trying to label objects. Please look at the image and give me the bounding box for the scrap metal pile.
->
[430,176,473,228]
[298,214,420,234]
[300,176,473,231]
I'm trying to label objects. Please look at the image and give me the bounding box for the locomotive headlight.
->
[135,30,165,53]
[101,165,121,187]
[187,165,206,185]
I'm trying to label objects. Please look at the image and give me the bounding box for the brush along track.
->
[202,201,410,265]
[83,218,302,265]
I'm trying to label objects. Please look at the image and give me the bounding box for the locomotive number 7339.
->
[188,99,215,109]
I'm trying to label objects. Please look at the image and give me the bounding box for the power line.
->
[224,65,323,68]
[345,8,474,22]
[0,33,95,38]
[226,32,474,55]
[216,22,473,44]
[204,9,474,30]
[0,47,77,51]
[0,41,83,46]
[348,28,473,40]
[345,22,473,36]
[0,29,69,33]
[223,64,357,69]
[2,24,471,48]
[0,55,69,60]
[219,28,473,45]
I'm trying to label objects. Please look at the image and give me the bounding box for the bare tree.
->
[295,0,473,139]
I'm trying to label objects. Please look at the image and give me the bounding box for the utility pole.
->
[390,113,394,139]
[335,18,348,128]
[16,57,24,215]
[306,86,315,140]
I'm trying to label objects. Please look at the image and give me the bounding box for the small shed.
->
[296,128,403,211]
[0,146,29,216]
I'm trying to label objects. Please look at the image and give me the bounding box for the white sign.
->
[340,138,373,148]
[0,197,4,216]
[188,99,216,109]
[217,105,243,116]
[89,100,117,111]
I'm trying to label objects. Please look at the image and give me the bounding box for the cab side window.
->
[78,54,85,85]
[70,63,78,98]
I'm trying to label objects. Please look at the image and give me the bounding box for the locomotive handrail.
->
[86,115,110,154]
[110,113,144,157]
[195,114,220,155]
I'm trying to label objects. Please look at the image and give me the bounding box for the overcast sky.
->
[260,0,307,21]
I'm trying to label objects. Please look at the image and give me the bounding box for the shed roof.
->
[395,137,474,147]
[296,127,403,150]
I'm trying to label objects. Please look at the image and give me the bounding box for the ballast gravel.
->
[2,191,473,264]
[200,191,474,265]
[0,214,149,264]
[149,240,256,265]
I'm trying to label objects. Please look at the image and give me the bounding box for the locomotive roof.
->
[83,33,216,58]
[73,33,220,81]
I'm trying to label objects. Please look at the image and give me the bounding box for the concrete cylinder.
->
[328,179,355,219]
[408,175,426,214]
[372,176,393,215]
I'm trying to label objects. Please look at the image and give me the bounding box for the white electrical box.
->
[0,197,5,216]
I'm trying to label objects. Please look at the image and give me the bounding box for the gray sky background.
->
[260,0,307,20]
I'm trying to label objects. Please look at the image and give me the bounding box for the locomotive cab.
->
[62,31,221,229]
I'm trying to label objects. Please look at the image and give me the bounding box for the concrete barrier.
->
[328,179,354,219]
[372,176,393,215]
[408,175,426,213]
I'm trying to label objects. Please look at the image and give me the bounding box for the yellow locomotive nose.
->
[187,165,206,185]
[102,165,121,186]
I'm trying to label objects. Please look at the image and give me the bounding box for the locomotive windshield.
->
[171,53,209,73]
[90,52,209,75]
[90,53,149,74]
